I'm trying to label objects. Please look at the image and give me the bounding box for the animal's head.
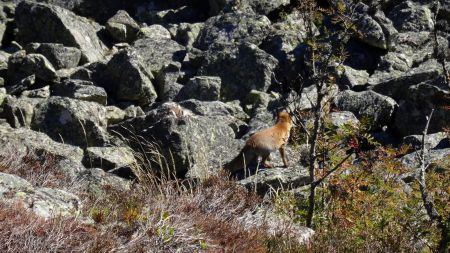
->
[277,111,293,125]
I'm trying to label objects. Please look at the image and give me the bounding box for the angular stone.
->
[83,146,136,172]
[3,95,43,128]
[138,24,171,40]
[25,43,81,70]
[328,111,360,128]
[102,49,157,106]
[133,37,186,76]
[0,124,84,163]
[394,83,450,137]
[110,102,245,177]
[7,51,58,94]
[106,10,140,43]
[15,1,107,63]
[402,132,449,151]
[195,12,271,50]
[31,96,109,147]
[176,76,221,101]
[334,90,398,130]
[52,79,107,105]
[199,43,278,101]
[20,86,50,98]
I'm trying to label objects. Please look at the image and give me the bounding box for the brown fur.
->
[224,111,293,174]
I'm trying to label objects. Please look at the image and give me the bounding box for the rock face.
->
[334,90,398,130]
[31,97,109,147]
[15,1,107,63]
[199,43,278,101]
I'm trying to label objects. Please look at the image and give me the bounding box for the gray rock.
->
[0,124,84,164]
[133,37,186,76]
[195,12,271,50]
[0,88,5,105]
[31,96,109,147]
[388,1,434,32]
[52,79,107,105]
[243,90,282,137]
[400,148,450,169]
[394,83,450,137]
[199,43,278,101]
[402,132,449,151]
[102,49,157,106]
[75,168,131,194]
[0,172,81,218]
[338,65,370,88]
[208,0,290,16]
[260,11,310,64]
[110,102,245,177]
[3,95,43,128]
[138,24,171,40]
[328,111,360,128]
[239,163,310,195]
[334,90,398,130]
[155,62,186,102]
[15,1,107,63]
[123,105,145,119]
[169,22,204,47]
[370,59,443,100]
[25,43,81,70]
[32,187,81,218]
[105,105,126,125]
[239,206,314,244]
[353,3,387,49]
[20,86,51,98]
[7,51,58,94]
[176,76,221,101]
[83,146,136,172]
[106,10,140,43]
[179,99,248,122]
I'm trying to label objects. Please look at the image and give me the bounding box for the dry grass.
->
[0,144,305,252]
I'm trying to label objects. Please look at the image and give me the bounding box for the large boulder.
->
[394,83,450,137]
[0,124,84,164]
[52,79,107,105]
[25,43,81,70]
[334,90,398,130]
[106,10,140,43]
[83,146,136,175]
[369,59,443,100]
[15,1,108,63]
[6,51,58,94]
[3,95,43,128]
[175,76,221,101]
[31,96,109,147]
[352,3,387,49]
[0,172,81,218]
[388,1,434,32]
[110,102,245,177]
[208,0,290,16]
[133,37,186,76]
[102,49,157,106]
[194,12,271,50]
[199,43,278,101]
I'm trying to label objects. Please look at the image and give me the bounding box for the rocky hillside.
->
[0,0,449,252]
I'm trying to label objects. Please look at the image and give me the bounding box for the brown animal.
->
[224,111,293,174]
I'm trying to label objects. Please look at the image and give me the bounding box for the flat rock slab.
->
[239,167,310,195]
